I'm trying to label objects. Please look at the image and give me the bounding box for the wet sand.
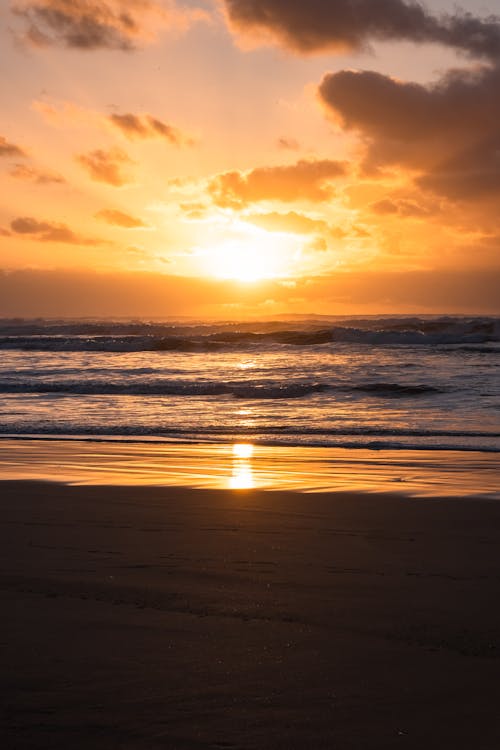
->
[1,477,500,749]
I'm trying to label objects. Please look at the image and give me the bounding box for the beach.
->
[1,442,500,749]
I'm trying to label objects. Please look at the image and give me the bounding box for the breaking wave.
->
[0,315,498,352]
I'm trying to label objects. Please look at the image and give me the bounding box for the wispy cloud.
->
[10,216,103,244]
[109,113,193,145]
[9,163,65,184]
[0,135,26,158]
[95,209,147,227]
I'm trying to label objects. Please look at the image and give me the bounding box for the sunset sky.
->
[1,0,499,316]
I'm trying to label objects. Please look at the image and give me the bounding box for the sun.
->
[199,222,301,282]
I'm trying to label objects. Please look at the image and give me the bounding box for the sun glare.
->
[199,223,301,282]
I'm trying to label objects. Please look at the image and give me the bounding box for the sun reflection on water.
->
[232,443,254,459]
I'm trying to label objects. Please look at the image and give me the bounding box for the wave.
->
[0,316,498,351]
[0,379,444,399]
[0,427,498,453]
[0,379,330,399]
[3,424,494,438]
[353,383,442,396]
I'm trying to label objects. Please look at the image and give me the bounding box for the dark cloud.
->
[12,0,142,50]
[417,135,500,199]
[95,208,147,227]
[208,159,348,207]
[76,147,133,186]
[319,65,500,200]
[0,135,26,158]
[9,163,65,184]
[11,0,189,51]
[10,216,102,244]
[223,0,500,60]
[109,113,189,145]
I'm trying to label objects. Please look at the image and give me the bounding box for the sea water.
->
[0,315,498,453]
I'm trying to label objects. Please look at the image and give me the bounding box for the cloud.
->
[370,198,436,218]
[1,267,498,317]
[76,147,133,186]
[179,201,209,219]
[9,163,65,184]
[10,216,103,244]
[12,0,208,51]
[208,159,348,207]
[223,0,500,60]
[109,113,191,145]
[95,208,147,227]
[318,64,500,200]
[277,137,300,151]
[245,210,329,235]
[0,135,26,158]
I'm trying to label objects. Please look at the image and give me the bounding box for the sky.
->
[0,0,499,317]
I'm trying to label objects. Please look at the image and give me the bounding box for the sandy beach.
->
[1,459,500,748]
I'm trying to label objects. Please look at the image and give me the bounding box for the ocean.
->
[0,315,498,454]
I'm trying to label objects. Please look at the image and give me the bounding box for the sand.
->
[1,477,500,749]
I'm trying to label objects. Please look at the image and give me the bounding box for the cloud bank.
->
[0,267,498,316]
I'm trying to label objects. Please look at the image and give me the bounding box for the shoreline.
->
[0,437,499,498]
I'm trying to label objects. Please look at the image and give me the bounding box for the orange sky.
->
[0,0,499,316]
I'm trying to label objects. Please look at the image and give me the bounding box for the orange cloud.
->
[244,210,329,235]
[0,135,26,158]
[95,209,147,227]
[109,113,191,145]
[208,159,348,207]
[370,198,436,218]
[9,163,65,184]
[76,147,133,186]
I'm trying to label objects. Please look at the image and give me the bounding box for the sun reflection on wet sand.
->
[0,438,498,498]
[229,443,255,489]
